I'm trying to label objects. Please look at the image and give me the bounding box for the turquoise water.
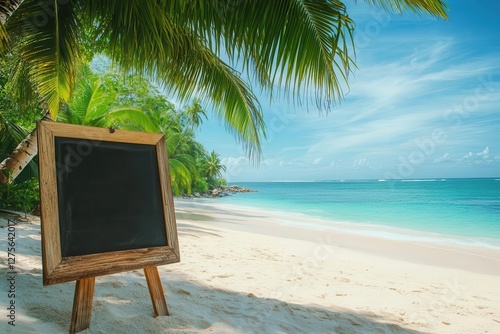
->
[219,178,500,249]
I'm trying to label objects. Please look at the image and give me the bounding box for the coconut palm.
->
[0,0,448,184]
[183,98,207,130]
[204,151,227,180]
[59,66,203,195]
[165,127,201,195]
[58,66,160,133]
[147,106,206,195]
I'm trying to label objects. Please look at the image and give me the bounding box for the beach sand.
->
[1,199,499,333]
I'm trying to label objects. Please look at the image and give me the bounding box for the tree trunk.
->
[0,125,37,184]
[0,0,23,24]
[0,112,51,184]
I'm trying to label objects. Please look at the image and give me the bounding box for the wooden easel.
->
[38,122,180,333]
[69,266,168,334]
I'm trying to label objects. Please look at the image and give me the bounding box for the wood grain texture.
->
[40,121,164,145]
[37,121,62,280]
[144,266,169,316]
[44,247,179,285]
[156,137,181,259]
[37,121,180,286]
[70,277,95,334]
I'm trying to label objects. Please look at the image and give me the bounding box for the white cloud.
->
[458,147,496,165]
[353,158,367,167]
[222,156,249,179]
[434,153,451,163]
[261,159,273,167]
[222,156,248,166]
[476,147,489,159]
[408,38,454,70]
[313,157,322,165]
[461,152,474,161]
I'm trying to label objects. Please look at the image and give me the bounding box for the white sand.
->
[1,199,499,333]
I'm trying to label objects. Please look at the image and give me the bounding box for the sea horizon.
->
[241,177,500,183]
[213,178,500,250]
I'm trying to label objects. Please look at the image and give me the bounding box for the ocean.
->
[220,178,500,249]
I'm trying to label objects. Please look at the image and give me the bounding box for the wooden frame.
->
[38,121,180,286]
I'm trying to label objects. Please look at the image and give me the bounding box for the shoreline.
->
[1,200,499,333]
[173,199,500,333]
[218,179,500,248]
[174,198,500,276]
[177,196,500,250]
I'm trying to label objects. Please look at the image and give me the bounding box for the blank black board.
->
[54,137,167,257]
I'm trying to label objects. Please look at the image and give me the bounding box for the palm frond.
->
[5,56,38,109]
[55,102,74,124]
[0,115,27,156]
[166,131,197,159]
[103,108,160,133]
[73,79,97,124]
[174,153,199,175]
[156,46,266,162]
[360,0,448,18]
[168,158,193,196]
[81,82,114,124]
[2,0,449,168]
[6,0,82,117]
[171,1,355,110]
[0,22,8,53]
[0,0,21,52]
[59,81,91,125]
[85,0,266,161]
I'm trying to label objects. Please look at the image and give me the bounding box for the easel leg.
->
[144,266,169,316]
[69,277,95,334]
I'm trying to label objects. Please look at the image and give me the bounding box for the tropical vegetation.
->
[83,65,228,195]
[0,0,448,185]
[0,58,40,211]
[0,1,448,211]
[1,63,228,211]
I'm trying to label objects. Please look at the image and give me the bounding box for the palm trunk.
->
[0,0,23,24]
[0,112,51,184]
[0,127,37,184]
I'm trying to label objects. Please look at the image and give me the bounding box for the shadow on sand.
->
[1,212,426,334]
[9,259,425,334]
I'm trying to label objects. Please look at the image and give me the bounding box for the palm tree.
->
[204,151,227,180]
[148,106,206,195]
[58,66,207,195]
[58,66,160,133]
[0,0,448,184]
[183,98,207,130]
[165,127,200,195]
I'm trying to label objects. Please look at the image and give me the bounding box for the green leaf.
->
[360,0,448,18]
[104,108,160,133]
[6,0,82,117]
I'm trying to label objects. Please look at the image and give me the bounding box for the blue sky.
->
[196,0,500,182]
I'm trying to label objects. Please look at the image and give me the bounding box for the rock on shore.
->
[181,185,255,199]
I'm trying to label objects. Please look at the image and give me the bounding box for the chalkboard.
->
[38,121,180,285]
[55,138,167,257]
